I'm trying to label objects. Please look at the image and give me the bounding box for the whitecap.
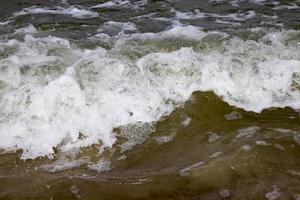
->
[13,6,99,19]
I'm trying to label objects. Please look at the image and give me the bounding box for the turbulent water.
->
[0,0,300,199]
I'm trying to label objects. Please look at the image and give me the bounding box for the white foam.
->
[208,132,222,143]
[210,10,256,22]
[214,19,241,26]
[173,9,206,20]
[240,144,252,152]
[181,117,192,127]
[173,9,255,22]
[210,151,223,158]
[262,14,278,19]
[230,0,269,6]
[180,161,205,176]
[173,9,255,27]
[265,186,280,200]
[88,159,111,173]
[219,189,231,198]
[91,1,130,8]
[0,20,11,26]
[269,128,298,134]
[273,3,299,10]
[154,133,176,144]
[14,6,99,19]
[91,0,147,10]
[119,123,154,152]
[224,111,242,120]
[236,126,260,139]
[41,156,90,172]
[255,140,270,146]
[0,26,300,159]
[14,25,38,34]
[98,21,138,34]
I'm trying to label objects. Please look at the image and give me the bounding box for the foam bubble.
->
[173,9,255,24]
[180,161,205,176]
[273,3,299,10]
[236,126,260,139]
[98,21,138,34]
[88,159,111,173]
[230,0,269,6]
[210,151,223,158]
[41,156,90,172]
[154,133,176,144]
[224,111,242,120]
[91,1,130,9]
[208,132,222,143]
[182,117,192,127]
[265,186,280,200]
[210,10,256,22]
[0,20,11,26]
[91,0,147,10]
[173,9,206,20]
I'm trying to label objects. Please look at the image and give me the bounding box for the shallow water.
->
[0,0,300,199]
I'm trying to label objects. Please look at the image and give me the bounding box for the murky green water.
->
[1,92,300,199]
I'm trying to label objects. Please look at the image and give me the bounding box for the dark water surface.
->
[0,0,300,199]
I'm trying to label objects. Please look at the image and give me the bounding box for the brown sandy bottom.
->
[0,92,300,200]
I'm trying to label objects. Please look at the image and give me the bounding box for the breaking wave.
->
[0,25,299,159]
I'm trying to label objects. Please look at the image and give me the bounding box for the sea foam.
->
[0,25,299,159]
